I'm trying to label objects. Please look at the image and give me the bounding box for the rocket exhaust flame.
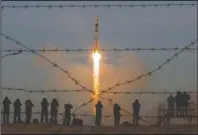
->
[92,50,101,115]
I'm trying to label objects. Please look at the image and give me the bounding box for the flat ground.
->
[1,124,197,134]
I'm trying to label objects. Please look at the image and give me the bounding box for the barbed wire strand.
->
[1,111,197,119]
[73,39,197,114]
[2,87,197,95]
[1,3,197,9]
[1,48,197,53]
[1,50,22,58]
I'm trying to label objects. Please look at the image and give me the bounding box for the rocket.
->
[94,16,99,52]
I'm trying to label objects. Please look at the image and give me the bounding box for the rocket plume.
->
[92,50,101,114]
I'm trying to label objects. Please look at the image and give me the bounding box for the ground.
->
[1,124,197,134]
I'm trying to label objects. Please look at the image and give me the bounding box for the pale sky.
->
[1,1,197,125]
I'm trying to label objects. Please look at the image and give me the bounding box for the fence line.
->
[1,112,197,118]
[1,3,197,9]
[2,87,197,95]
[1,48,197,53]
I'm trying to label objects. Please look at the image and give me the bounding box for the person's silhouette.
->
[95,101,103,126]
[3,97,11,124]
[132,99,140,125]
[50,98,59,124]
[41,98,49,123]
[113,103,121,126]
[64,103,73,126]
[25,99,34,124]
[175,91,182,116]
[13,98,22,123]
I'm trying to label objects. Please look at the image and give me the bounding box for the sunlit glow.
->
[92,50,101,114]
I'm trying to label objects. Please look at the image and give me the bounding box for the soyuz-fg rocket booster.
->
[94,16,99,52]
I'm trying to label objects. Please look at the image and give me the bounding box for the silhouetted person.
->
[182,91,190,115]
[167,94,175,124]
[113,103,121,126]
[3,97,11,124]
[175,91,182,116]
[50,98,59,124]
[41,98,49,123]
[133,99,140,125]
[64,103,73,126]
[95,101,103,126]
[13,98,22,123]
[25,99,34,124]
[167,94,175,116]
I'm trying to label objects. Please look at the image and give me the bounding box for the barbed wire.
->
[1,111,197,118]
[1,33,117,106]
[1,48,197,53]
[1,3,197,9]
[1,50,22,58]
[2,87,197,95]
[73,39,197,113]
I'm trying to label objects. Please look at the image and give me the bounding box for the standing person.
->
[13,98,22,123]
[25,99,34,124]
[167,94,175,124]
[41,98,49,124]
[132,99,140,125]
[175,91,182,116]
[113,103,121,126]
[95,101,103,126]
[3,97,11,124]
[50,98,59,124]
[64,103,73,126]
[167,94,175,116]
[183,91,190,115]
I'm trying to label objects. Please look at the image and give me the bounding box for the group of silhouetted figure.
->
[167,91,191,116]
[95,99,140,126]
[3,97,72,126]
[2,97,141,126]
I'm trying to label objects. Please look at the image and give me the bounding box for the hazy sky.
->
[1,1,197,125]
